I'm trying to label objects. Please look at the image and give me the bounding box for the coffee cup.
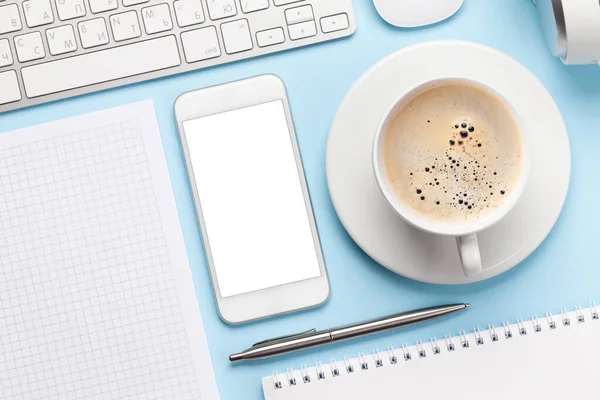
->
[372,78,532,277]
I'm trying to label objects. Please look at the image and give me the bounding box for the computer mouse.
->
[373,0,464,28]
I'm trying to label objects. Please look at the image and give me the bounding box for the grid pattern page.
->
[0,101,219,400]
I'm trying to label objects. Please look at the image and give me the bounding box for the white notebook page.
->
[263,308,600,399]
[0,101,219,400]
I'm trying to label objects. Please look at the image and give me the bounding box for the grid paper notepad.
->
[263,306,600,399]
[0,101,219,400]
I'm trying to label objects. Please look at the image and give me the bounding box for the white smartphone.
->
[174,75,329,324]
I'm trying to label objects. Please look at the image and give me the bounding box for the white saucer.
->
[326,41,571,284]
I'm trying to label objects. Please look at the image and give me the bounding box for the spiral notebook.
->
[263,305,600,399]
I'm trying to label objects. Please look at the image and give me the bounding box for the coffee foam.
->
[382,84,523,224]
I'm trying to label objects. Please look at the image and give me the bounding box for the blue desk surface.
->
[2,0,600,398]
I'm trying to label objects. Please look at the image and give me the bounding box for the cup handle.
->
[456,234,483,277]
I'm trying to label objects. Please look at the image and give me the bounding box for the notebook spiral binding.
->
[271,303,600,390]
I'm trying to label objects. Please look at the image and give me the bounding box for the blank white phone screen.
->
[182,100,322,298]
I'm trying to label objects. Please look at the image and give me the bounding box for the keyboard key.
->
[21,35,180,98]
[78,18,109,48]
[221,19,252,54]
[285,5,313,25]
[174,0,205,27]
[123,0,149,5]
[0,38,13,66]
[207,0,237,20]
[241,0,269,13]
[0,71,21,105]
[88,0,118,13]
[109,11,141,41]
[0,4,22,34]
[14,32,45,62]
[55,0,86,21]
[23,0,54,27]
[181,26,220,62]
[256,27,284,48]
[274,0,303,5]
[142,4,173,34]
[46,25,77,55]
[321,13,349,33]
[288,20,316,40]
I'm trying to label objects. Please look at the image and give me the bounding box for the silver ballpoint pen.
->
[229,303,469,362]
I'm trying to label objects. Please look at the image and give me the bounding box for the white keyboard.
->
[0,0,355,112]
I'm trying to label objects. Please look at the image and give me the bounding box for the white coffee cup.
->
[372,78,532,277]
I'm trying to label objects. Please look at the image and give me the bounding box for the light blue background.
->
[2,0,600,398]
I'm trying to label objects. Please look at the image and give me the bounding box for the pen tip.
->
[464,303,471,308]
[229,353,243,362]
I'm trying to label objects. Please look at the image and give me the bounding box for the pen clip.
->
[252,329,317,348]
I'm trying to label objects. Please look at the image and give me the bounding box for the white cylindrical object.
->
[537,0,600,65]
[561,0,600,64]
